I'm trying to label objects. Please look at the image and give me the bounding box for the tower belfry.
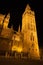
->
[22,4,40,59]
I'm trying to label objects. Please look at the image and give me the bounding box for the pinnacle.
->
[25,4,31,11]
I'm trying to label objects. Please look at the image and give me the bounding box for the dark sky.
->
[0,0,43,47]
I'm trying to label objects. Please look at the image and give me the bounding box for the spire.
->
[6,13,10,18]
[22,4,31,18]
[25,4,31,11]
[18,25,20,32]
[4,13,10,23]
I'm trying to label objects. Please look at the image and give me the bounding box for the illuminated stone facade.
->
[22,4,40,59]
[0,13,14,54]
[0,4,40,59]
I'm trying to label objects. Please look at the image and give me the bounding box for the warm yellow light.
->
[15,36,20,41]
[12,46,22,53]
[17,47,22,52]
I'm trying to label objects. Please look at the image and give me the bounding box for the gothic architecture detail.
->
[3,13,10,29]
[0,4,40,59]
[22,4,40,59]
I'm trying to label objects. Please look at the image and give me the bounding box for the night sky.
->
[0,0,43,47]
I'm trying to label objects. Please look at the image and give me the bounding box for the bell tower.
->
[22,4,40,59]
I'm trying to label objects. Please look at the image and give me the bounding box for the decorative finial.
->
[25,4,31,11]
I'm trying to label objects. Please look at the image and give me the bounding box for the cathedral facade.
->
[0,4,40,59]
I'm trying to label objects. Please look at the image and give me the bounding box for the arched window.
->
[30,33,34,41]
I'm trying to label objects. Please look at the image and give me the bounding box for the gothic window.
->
[32,43,34,47]
[31,24,35,31]
[33,36,34,41]
[30,33,33,41]
[30,33,34,41]
[31,35,32,41]
[27,12,30,14]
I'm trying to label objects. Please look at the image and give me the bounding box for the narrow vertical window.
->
[30,33,34,41]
